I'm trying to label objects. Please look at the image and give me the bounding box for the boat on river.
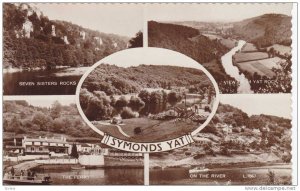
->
[189,166,209,174]
[3,174,52,185]
[71,166,86,170]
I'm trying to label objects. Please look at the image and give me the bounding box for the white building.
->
[22,136,70,156]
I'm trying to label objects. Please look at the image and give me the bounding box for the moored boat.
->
[3,175,52,185]
[71,166,85,170]
[189,166,209,174]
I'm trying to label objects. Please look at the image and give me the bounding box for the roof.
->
[5,146,24,149]
[80,143,92,147]
[24,137,68,144]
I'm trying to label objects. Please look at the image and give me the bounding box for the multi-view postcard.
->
[1,2,297,190]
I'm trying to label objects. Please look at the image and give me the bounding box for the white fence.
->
[4,155,49,162]
[35,158,78,164]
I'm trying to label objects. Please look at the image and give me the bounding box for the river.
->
[3,67,88,95]
[221,40,253,93]
[150,164,291,185]
[36,168,143,185]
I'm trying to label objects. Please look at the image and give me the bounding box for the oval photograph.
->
[76,48,219,143]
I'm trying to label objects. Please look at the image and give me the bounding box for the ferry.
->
[71,166,86,170]
[3,174,52,185]
[189,166,209,174]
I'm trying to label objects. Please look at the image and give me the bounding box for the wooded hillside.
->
[3,3,141,69]
[82,64,214,95]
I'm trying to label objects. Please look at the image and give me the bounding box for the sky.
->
[31,3,143,37]
[146,3,293,22]
[100,47,207,69]
[5,96,76,107]
[220,94,291,119]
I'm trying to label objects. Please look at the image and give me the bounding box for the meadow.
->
[233,52,269,63]
[235,57,283,78]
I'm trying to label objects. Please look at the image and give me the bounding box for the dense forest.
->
[148,21,229,64]
[231,14,292,48]
[148,21,238,93]
[82,64,214,95]
[3,3,141,69]
[3,100,99,140]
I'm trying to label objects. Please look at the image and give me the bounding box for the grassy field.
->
[235,58,281,78]
[96,117,199,142]
[267,44,291,56]
[241,43,258,52]
[123,117,198,142]
[95,123,128,140]
[233,52,269,63]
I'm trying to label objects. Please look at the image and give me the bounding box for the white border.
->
[1,1,298,190]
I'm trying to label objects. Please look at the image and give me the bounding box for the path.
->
[97,121,130,138]
[116,124,130,138]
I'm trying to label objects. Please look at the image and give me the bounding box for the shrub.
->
[128,96,145,111]
[121,107,136,119]
[134,127,142,134]
[115,96,128,111]
[185,151,191,156]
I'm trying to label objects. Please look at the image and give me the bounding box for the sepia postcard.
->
[1,2,297,190]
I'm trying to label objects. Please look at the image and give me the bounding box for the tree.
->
[121,107,136,119]
[167,91,182,106]
[32,111,53,131]
[52,117,65,133]
[267,170,276,185]
[8,116,25,133]
[138,90,150,104]
[70,144,79,159]
[115,96,128,112]
[128,96,145,111]
[14,100,29,107]
[128,31,143,48]
[85,96,113,121]
[134,127,142,134]
[79,88,93,110]
[50,101,62,119]
[110,95,117,107]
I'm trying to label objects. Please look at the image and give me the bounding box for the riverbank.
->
[3,65,70,74]
[54,67,89,77]
[150,163,292,185]
[150,152,284,169]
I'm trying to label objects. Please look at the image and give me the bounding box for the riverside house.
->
[23,136,70,156]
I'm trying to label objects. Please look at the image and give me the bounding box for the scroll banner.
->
[101,134,194,153]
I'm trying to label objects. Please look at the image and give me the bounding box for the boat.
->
[71,166,85,170]
[3,174,52,185]
[189,166,209,174]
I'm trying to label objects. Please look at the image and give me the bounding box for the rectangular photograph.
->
[3,96,144,185]
[149,94,292,185]
[3,3,143,95]
[147,3,292,94]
